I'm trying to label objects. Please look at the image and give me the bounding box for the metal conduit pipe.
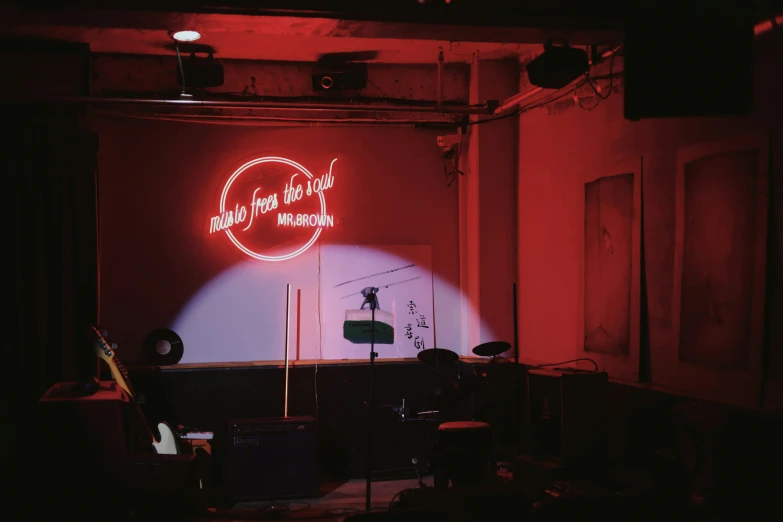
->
[492,86,543,116]
[8,96,490,115]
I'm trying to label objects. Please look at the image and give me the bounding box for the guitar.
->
[86,325,178,455]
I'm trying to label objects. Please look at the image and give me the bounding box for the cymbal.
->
[472,341,511,358]
[417,348,459,367]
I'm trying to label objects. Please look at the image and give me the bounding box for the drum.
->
[432,421,493,488]
[438,420,492,434]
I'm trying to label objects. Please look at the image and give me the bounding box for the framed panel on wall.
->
[578,158,643,382]
[664,132,769,408]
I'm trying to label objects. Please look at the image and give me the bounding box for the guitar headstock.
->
[87,325,116,364]
[86,325,135,400]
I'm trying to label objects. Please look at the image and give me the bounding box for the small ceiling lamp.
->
[169,30,201,96]
[171,30,201,42]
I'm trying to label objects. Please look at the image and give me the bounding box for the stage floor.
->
[203,477,435,521]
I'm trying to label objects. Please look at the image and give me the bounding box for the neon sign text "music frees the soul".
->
[209,157,337,262]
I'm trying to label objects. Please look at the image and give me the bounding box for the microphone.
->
[411,458,425,489]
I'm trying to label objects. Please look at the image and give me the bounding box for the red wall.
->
[476,59,519,347]
[517,36,783,404]
[95,117,461,363]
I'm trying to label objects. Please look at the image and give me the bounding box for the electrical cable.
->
[388,488,406,510]
[366,78,392,99]
[443,144,464,187]
[575,51,617,111]
[574,84,602,111]
[530,358,599,372]
[589,52,615,101]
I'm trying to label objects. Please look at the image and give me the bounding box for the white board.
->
[320,245,435,359]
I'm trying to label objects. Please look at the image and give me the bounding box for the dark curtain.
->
[1,107,99,464]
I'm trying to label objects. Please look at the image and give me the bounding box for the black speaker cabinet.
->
[526,369,608,466]
[224,416,318,501]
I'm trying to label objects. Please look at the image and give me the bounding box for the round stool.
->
[433,421,493,488]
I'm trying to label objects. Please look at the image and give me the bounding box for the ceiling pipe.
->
[493,44,623,116]
[492,86,544,116]
[98,111,454,128]
[11,96,490,115]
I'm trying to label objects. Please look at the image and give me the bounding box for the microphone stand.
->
[360,287,379,512]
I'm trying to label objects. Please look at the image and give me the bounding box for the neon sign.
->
[209,156,337,262]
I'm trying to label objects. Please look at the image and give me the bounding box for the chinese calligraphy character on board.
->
[407,300,431,351]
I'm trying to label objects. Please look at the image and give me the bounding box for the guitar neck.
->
[107,356,135,400]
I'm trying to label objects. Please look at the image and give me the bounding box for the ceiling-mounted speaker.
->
[178,51,224,88]
[312,63,368,92]
[144,329,184,366]
[526,39,589,89]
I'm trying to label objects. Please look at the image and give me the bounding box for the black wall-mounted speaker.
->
[224,416,319,501]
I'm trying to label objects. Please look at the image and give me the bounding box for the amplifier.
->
[224,416,318,501]
[526,369,608,466]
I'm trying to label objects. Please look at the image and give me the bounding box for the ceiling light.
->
[171,30,201,42]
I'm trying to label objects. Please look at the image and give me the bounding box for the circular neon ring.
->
[219,157,328,262]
